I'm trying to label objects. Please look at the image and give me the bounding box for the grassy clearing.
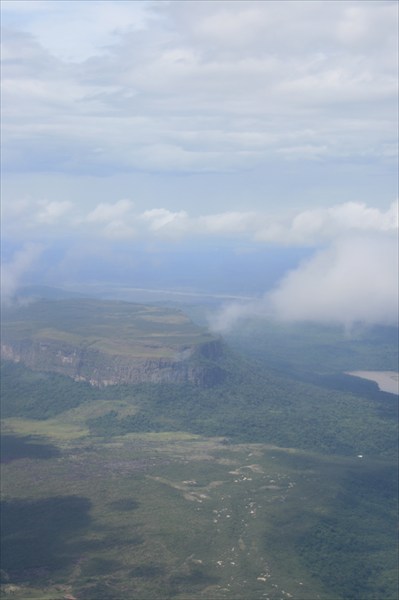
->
[54,400,140,424]
[1,418,89,441]
[2,426,396,600]
[117,431,203,442]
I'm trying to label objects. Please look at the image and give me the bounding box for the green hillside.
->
[1,303,398,600]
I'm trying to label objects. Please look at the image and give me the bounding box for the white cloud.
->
[1,242,44,304]
[82,199,136,239]
[209,298,269,333]
[102,220,136,240]
[36,200,72,224]
[255,201,398,244]
[2,195,397,328]
[205,200,398,330]
[140,208,189,235]
[1,2,397,324]
[210,232,398,330]
[1,1,153,62]
[86,198,134,223]
[2,195,398,245]
[268,235,398,326]
[138,201,398,243]
[1,1,397,175]
[198,212,256,235]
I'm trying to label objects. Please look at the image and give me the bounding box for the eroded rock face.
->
[1,339,225,388]
[1,299,226,387]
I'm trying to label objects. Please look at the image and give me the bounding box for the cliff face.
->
[1,335,225,388]
[1,299,227,387]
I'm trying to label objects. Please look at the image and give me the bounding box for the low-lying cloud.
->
[2,200,397,329]
[268,234,398,326]
[210,233,398,331]
[1,242,44,305]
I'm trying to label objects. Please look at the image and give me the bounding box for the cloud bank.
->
[268,235,398,326]
[2,200,397,327]
[1,1,397,176]
[3,198,397,244]
[1,2,397,329]
[210,224,398,330]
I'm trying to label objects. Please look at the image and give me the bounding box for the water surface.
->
[346,371,399,395]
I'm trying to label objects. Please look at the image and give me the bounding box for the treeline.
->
[0,361,98,419]
[2,354,397,459]
[223,319,399,375]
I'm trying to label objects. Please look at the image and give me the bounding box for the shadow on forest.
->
[0,434,61,463]
[0,495,92,582]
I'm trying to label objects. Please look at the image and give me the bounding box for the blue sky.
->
[1,1,398,325]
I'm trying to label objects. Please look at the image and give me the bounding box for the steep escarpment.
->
[1,299,225,387]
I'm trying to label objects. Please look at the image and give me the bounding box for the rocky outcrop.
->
[1,299,227,387]
[1,338,225,388]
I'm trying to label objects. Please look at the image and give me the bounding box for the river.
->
[346,371,399,395]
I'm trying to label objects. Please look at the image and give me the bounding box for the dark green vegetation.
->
[0,363,98,419]
[298,463,398,600]
[221,317,399,375]
[0,434,60,463]
[2,352,397,457]
[1,496,92,576]
[1,301,398,599]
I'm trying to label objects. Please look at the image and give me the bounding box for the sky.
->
[1,0,398,326]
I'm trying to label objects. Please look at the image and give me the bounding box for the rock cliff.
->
[1,300,225,387]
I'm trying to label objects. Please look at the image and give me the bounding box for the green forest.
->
[1,314,398,600]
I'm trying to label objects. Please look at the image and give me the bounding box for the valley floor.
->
[1,419,397,600]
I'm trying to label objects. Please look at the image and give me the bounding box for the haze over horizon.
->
[1,0,398,326]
